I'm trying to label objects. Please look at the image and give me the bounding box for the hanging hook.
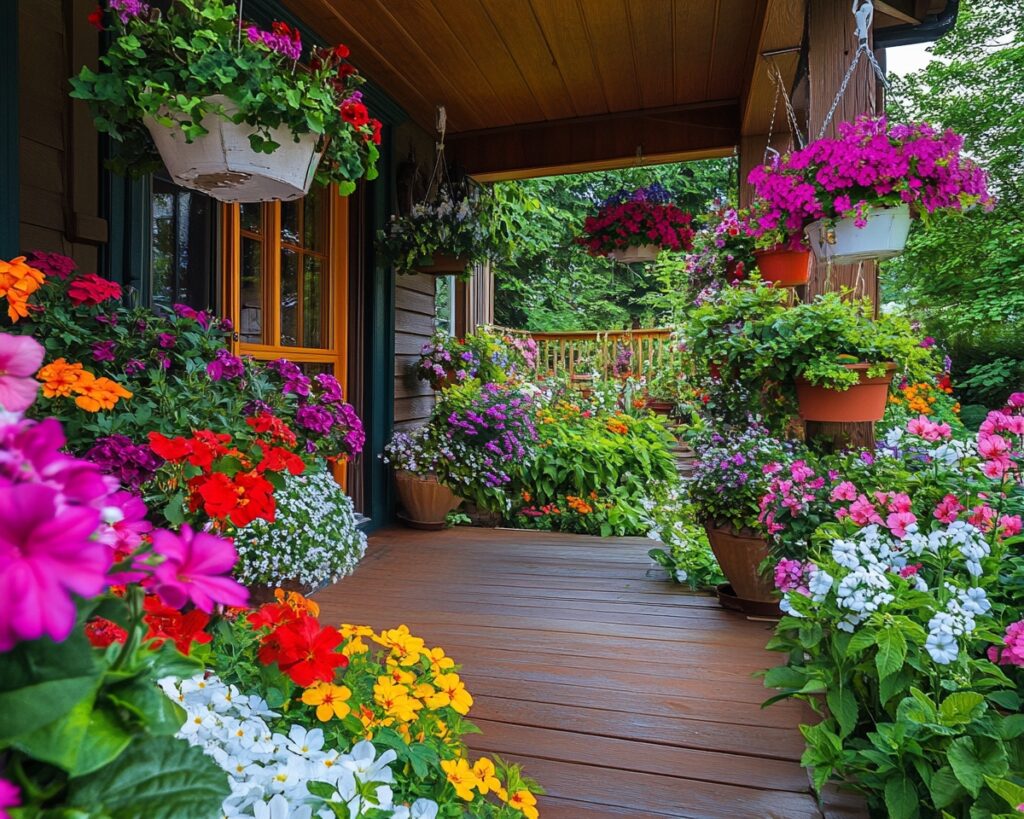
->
[852,0,874,47]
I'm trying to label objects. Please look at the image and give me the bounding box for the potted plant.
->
[383,426,463,528]
[688,425,801,614]
[576,183,695,263]
[748,115,993,265]
[416,329,536,391]
[771,293,937,423]
[378,181,506,278]
[684,206,756,296]
[70,0,380,202]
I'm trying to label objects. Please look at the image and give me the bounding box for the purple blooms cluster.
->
[206,348,246,382]
[172,303,213,330]
[108,0,149,24]
[246,24,302,61]
[600,182,674,208]
[84,434,164,492]
[748,115,994,241]
[417,339,479,386]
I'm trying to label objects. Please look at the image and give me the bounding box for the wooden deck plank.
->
[315,526,854,817]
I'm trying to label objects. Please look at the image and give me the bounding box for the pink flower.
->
[988,620,1024,667]
[0,484,109,651]
[933,494,964,524]
[907,415,951,442]
[150,525,248,613]
[899,563,922,578]
[774,559,810,595]
[969,504,996,531]
[97,491,153,555]
[0,778,19,818]
[830,481,858,502]
[998,514,1022,539]
[888,492,913,514]
[886,510,917,538]
[0,333,44,412]
[849,495,883,526]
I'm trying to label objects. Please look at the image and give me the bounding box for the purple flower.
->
[95,313,118,327]
[219,317,234,332]
[206,349,245,381]
[108,0,150,23]
[314,373,343,404]
[920,336,936,348]
[244,399,274,417]
[135,319,148,333]
[155,351,171,370]
[296,404,334,435]
[157,333,176,349]
[124,358,146,375]
[91,340,117,363]
[84,435,163,492]
[245,24,302,61]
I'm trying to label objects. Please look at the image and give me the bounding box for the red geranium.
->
[86,617,127,647]
[68,273,122,307]
[246,412,298,447]
[142,596,212,655]
[258,614,348,687]
[369,118,383,145]
[87,4,103,30]
[148,431,192,461]
[340,100,369,128]
[255,440,306,476]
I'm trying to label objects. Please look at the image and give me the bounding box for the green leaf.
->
[948,736,1009,797]
[984,776,1024,811]
[876,626,908,680]
[13,695,132,776]
[67,735,230,819]
[885,775,919,819]
[930,766,965,809]
[826,686,858,738]
[939,691,986,726]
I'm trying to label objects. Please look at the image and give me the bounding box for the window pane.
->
[435,275,455,335]
[303,256,325,348]
[297,362,333,377]
[281,200,300,246]
[239,237,264,343]
[240,203,262,234]
[280,247,299,346]
[303,187,326,252]
[150,177,213,314]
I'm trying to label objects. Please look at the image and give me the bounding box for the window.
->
[435,275,456,335]
[150,175,215,313]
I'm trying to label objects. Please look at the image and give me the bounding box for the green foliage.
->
[884,0,1024,406]
[646,491,725,590]
[491,160,736,330]
[69,0,378,191]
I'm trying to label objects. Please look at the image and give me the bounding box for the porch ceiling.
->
[284,0,951,179]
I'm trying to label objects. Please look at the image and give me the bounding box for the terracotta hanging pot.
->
[393,470,462,529]
[145,95,322,203]
[412,253,470,276]
[703,521,778,612]
[805,204,911,264]
[429,369,460,392]
[795,362,897,422]
[754,247,812,287]
[608,244,660,264]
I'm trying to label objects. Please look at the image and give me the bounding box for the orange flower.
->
[0,256,45,322]
[566,495,593,515]
[37,358,88,398]
[606,419,628,435]
[73,375,132,412]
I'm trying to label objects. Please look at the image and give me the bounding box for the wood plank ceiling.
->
[283,0,947,178]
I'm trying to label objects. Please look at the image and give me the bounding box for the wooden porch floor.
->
[315,527,845,818]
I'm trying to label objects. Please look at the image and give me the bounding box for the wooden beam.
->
[740,0,806,137]
[874,1,921,25]
[449,102,740,180]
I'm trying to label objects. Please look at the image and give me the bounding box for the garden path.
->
[316,527,865,818]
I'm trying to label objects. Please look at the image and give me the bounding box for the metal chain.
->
[763,69,781,164]
[771,60,806,149]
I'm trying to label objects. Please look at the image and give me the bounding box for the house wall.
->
[18,0,105,268]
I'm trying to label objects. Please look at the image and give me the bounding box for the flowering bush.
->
[233,466,367,591]
[677,206,754,305]
[747,115,993,246]
[415,330,536,390]
[70,0,380,193]
[191,592,542,817]
[882,371,963,434]
[576,183,695,257]
[0,333,246,818]
[761,407,1024,816]
[645,490,725,589]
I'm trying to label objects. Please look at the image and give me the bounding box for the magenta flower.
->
[26,250,76,280]
[0,484,109,651]
[206,349,245,381]
[92,339,118,362]
[988,620,1024,667]
[150,525,248,613]
[0,333,44,412]
[0,778,20,818]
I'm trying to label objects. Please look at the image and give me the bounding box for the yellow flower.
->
[373,678,423,722]
[339,623,373,639]
[425,673,474,715]
[472,757,502,795]
[388,667,416,686]
[508,789,539,819]
[423,646,456,675]
[441,758,481,800]
[413,682,436,700]
[301,682,351,722]
[341,636,369,657]
[373,625,426,666]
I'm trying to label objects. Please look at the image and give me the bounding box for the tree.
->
[884,0,1024,405]
[491,159,736,331]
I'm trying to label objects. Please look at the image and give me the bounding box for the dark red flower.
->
[143,596,212,655]
[370,118,382,145]
[68,273,122,307]
[333,43,350,60]
[340,100,369,128]
[260,614,348,687]
[86,617,127,648]
[87,4,104,30]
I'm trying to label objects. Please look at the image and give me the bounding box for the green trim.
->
[0,0,19,256]
[103,162,151,301]
[245,0,407,126]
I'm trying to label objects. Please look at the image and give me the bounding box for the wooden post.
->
[805,0,884,451]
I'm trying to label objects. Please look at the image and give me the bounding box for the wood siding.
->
[19,0,105,267]
[394,272,436,429]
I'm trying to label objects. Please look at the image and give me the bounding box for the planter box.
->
[412,253,470,276]
[805,204,911,264]
[796,363,896,422]
[753,247,811,287]
[393,470,462,529]
[703,521,777,607]
[144,95,321,203]
[608,244,660,264]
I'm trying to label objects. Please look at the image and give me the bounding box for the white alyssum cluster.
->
[233,468,367,588]
[164,673,439,819]
[903,520,991,577]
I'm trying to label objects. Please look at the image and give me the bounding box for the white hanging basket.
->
[607,244,660,264]
[805,203,912,264]
[144,95,323,203]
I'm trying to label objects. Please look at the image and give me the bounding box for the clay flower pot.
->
[703,521,778,611]
[754,247,812,287]
[413,253,469,276]
[393,470,462,529]
[795,363,897,422]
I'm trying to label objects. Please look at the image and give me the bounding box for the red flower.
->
[370,118,383,145]
[86,617,127,648]
[148,431,192,462]
[340,100,369,128]
[87,4,104,30]
[189,473,239,521]
[333,43,350,59]
[337,63,358,80]
[186,430,232,470]
[272,21,300,42]
[143,596,212,655]
[68,274,122,307]
[248,601,300,630]
[191,470,276,526]
[261,615,348,687]
[232,471,276,526]
[255,440,306,476]
[247,412,298,446]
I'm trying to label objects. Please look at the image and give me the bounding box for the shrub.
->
[232,466,367,590]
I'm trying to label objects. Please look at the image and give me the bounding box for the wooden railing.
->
[487,326,681,380]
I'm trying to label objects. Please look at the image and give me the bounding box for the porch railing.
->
[487,326,681,380]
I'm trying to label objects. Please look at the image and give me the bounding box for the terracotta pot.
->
[796,363,896,422]
[393,470,462,528]
[413,253,469,275]
[754,247,811,287]
[645,398,674,415]
[703,521,777,605]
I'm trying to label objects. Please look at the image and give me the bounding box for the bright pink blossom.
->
[0,333,44,412]
[886,510,917,538]
[969,505,996,531]
[933,494,964,524]
[907,415,952,442]
[988,620,1024,667]
[998,514,1022,539]
[150,525,248,613]
[0,778,19,818]
[830,481,858,502]
[774,559,810,595]
[849,495,883,526]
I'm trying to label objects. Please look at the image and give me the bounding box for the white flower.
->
[285,725,325,758]
[253,794,311,819]
[674,568,688,583]
[340,741,396,784]
[925,626,959,664]
[808,567,834,601]
[832,539,860,569]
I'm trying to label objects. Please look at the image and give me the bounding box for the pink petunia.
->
[849,495,883,526]
[886,510,917,539]
[830,481,858,502]
[933,494,964,524]
[150,525,248,613]
[0,484,109,651]
[0,333,45,412]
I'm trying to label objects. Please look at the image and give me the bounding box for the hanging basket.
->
[796,363,897,422]
[607,244,660,264]
[806,204,911,264]
[144,95,322,203]
[753,247,811,287]
[411,253,470,276]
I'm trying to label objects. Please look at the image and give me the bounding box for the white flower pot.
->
[144,95,322,203]
[805,203,911,264]
[607,244,660,264]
